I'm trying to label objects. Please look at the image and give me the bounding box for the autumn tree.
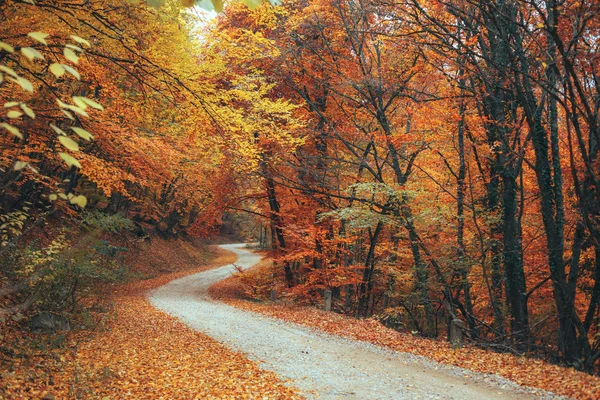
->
[211,0,600,373]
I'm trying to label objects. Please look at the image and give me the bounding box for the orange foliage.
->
[211,259,600,400]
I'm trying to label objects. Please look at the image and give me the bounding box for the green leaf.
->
[59,152,82,168]
[58,136,80,151]
[1,123,23,139]
[71,127,94,141]
[3,102,19,108]
[28,32,49,45]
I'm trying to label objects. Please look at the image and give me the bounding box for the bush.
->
[1,212,135,331]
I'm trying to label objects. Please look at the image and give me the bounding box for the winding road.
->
[148,243,558,399]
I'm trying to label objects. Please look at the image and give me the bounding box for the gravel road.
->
[148,243,561,399]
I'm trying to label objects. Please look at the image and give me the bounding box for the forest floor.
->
[0,239,299,399]
[152,243,563,400]
[3,240,598,399]
[210,246,600,400]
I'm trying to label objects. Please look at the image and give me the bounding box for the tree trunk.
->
[357,221,383,318]
[261,157,294,287]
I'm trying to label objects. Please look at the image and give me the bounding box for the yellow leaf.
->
[4,102,19,108]
[242,0,262,10]
[49,63,65,78]
[9,76,34,92]
[21,47,44,61]
[65,44,84,53]
[58,136,80,151]
[49,194,58,201]
[27,164,39,174]
[50,124,67,136]
[0,41,14,53]
[147,0,163,8]
[62,64,80,80]
[14,161,28,170]
[72,96,88,110]
[28,32,49,45]
[7,110,23,119]
[71,127,94,141]
[70,35,91,48]
[20,103,35,118]
[59,152,82,168]
[211,0,223,12]
[69,106,88,117]
[78,96,104,111]
[63,47,79,64]
[70,195,87,208]
[58,193,68,200]
[61,109,75,120]
[0,65,18,78]
[17,77,34,92]
[1,123,23,139]
[57,99,88,117]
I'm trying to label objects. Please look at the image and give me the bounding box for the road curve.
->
[148,243,556,400]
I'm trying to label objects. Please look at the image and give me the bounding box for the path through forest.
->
[148,244,558,399]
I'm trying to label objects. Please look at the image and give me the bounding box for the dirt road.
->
[148,244,559,399]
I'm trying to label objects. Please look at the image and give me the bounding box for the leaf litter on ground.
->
[0,242,301,399]
[209,257,600,400]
